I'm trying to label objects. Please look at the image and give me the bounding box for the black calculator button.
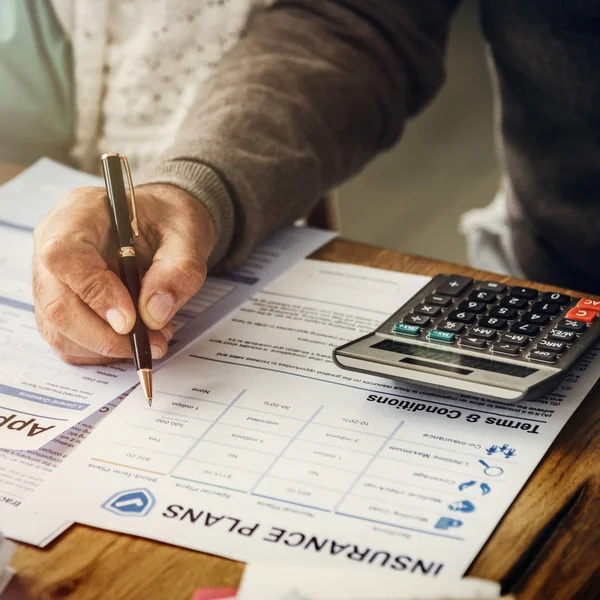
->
[404,314,431,327]
[469,326,497,340]
[511,322,540,336]
[492,342,520,356]
[531,301,560,316]
[500,296,529,309]
[414,303,442,317]
[479,316,507,330]
[448,310,476,324]
[529,349,557,363]
[541,292,571,306]
[557,318,586,334]
[510,286,539,300]
[460,336,488,350]
[500,333,530,347]
[489,306,518,320]
[469,290,496,304]
[548,328,577,344]
[458,300,486,314]
[521,311,550,326]
[480,281,507,293]
[437,276,473,297]
[426,293,452,307]
[536,339,566,354]
[437,320,465,334]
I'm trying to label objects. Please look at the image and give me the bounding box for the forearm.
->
[140,0,460,267]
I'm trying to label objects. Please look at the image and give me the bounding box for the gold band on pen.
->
[118,246,136,258]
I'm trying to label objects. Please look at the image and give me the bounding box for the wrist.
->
[137,161,235,270]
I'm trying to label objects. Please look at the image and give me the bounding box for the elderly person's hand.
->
[32,184,215,364]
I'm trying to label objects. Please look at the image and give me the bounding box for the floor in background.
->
[338,0,499,267]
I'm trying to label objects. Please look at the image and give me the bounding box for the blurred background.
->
[339,0,499,266]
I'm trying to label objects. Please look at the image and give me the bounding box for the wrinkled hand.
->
[32,184,215,364]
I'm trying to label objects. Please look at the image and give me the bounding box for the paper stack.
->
[0,533,15,596]
[195,565,514,600]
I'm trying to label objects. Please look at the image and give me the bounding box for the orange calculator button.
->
[565,307,597,323]
[576,298,600,312]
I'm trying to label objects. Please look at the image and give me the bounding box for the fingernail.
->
[160,326,173,342]
[147,292,175,325]
[151,345,163,360]
[106,309,126,333]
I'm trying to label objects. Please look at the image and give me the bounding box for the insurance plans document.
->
[27,260,600,577]
[0,159,334,544]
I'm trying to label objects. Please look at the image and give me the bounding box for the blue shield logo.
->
[102,488,155,517]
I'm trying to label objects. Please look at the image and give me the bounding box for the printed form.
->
[27,260,599,577]
[0,160,334,543]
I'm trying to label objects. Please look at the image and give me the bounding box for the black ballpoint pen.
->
[101,152,153,406]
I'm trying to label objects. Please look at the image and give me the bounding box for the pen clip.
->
[119,154,139,237]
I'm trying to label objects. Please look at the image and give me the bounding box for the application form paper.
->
[27,260,598,576]
[0,160,334,542]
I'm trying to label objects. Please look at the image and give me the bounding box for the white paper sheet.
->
[26,259,599,577]
[0,160,334,542]
[238,565,501,600]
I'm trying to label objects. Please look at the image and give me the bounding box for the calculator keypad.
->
[387,274,600,368]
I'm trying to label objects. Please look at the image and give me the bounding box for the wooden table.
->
[4,168,600,600]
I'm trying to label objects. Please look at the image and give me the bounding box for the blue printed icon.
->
[486,443,517,459]
[448,500,476,513]
[479,459,504,477]
[435,517,463,530]
[459,480,492,495]
[102,488,155,517]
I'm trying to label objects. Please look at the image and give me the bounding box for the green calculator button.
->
[428,329,456,343]
[393,322,420,336]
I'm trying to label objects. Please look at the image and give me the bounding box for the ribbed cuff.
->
[138,160,235,270]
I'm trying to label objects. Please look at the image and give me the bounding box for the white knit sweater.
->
[50,0,270,175]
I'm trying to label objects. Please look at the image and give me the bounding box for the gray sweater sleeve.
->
[139,0,460,268]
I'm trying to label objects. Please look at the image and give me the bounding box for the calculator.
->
[333,274,600,403]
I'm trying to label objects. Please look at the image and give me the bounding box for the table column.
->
[251,405,404,511]
[169,389,322,493]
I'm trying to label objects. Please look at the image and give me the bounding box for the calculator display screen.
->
[371,340,538,378]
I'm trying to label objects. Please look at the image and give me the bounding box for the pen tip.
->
[138,368,153,407]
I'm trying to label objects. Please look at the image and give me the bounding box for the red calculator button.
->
[565,308,597,323]
[576,298,600,312]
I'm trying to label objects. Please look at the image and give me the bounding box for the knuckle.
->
[39,237,67,270]
[42,296,69,328]
[77,272,109,307]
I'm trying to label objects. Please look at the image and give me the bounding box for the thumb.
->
[139,231,209,329]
